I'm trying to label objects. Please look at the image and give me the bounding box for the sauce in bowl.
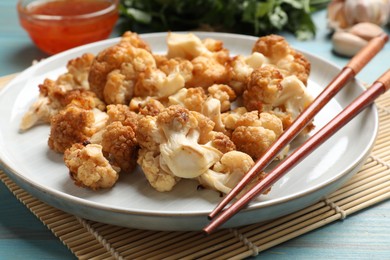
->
[18,0,119,54]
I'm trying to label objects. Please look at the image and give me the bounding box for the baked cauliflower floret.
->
[156,56,194,84]
[136,105,235,191]
[20,53,99,131]
[231,111,285,159]
[243,66,284,112]
[167,87,207,112]
[252,34,310,85]
[137,149,180,192]
[88,32,155,104]
[166,32,230,88]
[136,114,179,191]
[64,143,119,190]
[48,104,108,153]
[157,106,223,179]
[207,84,237,112]
[134,66,185,98]
[129,97,165,116]
[228,52,268,95]
[60,53,95,89]
[101,121,138,174]
[106,104,138,128]
[243,66,314,131]
[197,151,254,194]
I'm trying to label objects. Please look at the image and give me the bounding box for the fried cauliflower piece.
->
[167,87,207,112]
[134,66,186,98]
[166,32,231,88]
[129,97,165,116]
[231,111,285,160]
[88,32,155,104]
[243,66,314,131]
[64,143,119,190]
[106,104,138,128]
[155,55,194,84]
[48,104,108,153]
[252,34,310,85]
[197,151,255,194]
[168,86,234,132]
[207,84,237,112]
[101,121,138,174]
[136,105,235,192]
[20,53,99,131]
[228,52,268,95]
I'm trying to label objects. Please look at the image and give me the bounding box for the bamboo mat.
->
[1,74,390,259]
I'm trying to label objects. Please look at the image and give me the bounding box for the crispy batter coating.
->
[252,34,310,85]
[101,121,138,174]
[48,104,108,153]
[64,143,119,190]
[231,111,283,159]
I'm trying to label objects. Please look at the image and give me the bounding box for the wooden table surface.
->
[1,1,390,259]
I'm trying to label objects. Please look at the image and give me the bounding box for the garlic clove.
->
[332,31,368,57]
[327,1,350,30]
[348,22,385,41]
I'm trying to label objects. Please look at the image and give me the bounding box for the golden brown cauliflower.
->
[101,121,138,174]
[243,66,314,131]
[167,87,207,112]
[20,53,100,131]
[106,104,138,128]
[166,32,231,88]
[134,66,186,98]
[168,86,234,133]
[88,32,155,104]
[197,151,254,194]
[207,84,237,112]
[228,52,268,95]
[129,97,165,116]
[64,143,119,190]
[48,104,108,153]
[231,111,285,159]
[243,66,284,112]
[252,34,310,85]
[136,105,235,192]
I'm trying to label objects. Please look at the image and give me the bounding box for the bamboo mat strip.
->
[1,77,390,259]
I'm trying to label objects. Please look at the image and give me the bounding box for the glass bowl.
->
[17,0,119,55]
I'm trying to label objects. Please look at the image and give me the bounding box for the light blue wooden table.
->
[1,1,390,258]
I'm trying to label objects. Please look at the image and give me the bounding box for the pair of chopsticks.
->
[204,33,389,234]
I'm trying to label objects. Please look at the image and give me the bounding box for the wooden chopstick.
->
[207,33,389,220]
[204,69,390,234]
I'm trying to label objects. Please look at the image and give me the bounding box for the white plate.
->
[0,32,378,231]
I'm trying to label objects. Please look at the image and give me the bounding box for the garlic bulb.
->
[328,0,390,30]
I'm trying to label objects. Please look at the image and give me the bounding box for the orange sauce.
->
[18,0,119,54]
